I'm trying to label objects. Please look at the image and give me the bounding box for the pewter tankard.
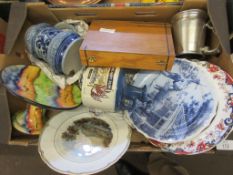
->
[171,9,220,58]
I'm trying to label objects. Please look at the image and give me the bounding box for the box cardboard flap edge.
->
[4,2,27,55]
[0,75,11,144]
[4,2,59,55]
[181,0,207,10]
[207,0,230,54]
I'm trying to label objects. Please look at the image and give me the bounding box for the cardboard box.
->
[80,20,175,70]
[1,0,232,151]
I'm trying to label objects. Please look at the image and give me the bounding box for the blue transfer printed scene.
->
[127,59,217,142]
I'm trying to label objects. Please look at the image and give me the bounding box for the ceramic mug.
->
[81,67,125,112]
[25,23,83,75]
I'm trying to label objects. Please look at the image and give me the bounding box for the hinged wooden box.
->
[80,20,175,71]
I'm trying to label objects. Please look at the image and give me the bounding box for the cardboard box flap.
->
[181,0,207,10]
[4,2,59,55]
[26,3,59,25]
[207,0,231,54]
[4,2,27,55]
[50,4,181,22]
[0,85,11,144]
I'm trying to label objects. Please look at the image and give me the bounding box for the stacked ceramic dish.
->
[125,58,233,155]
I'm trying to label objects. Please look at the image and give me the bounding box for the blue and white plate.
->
[149,61,233,155]
[127,59,219,143]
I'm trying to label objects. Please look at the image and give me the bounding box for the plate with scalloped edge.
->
[126,58,219,143]
[38,106,131,175]
[149,61,233,155]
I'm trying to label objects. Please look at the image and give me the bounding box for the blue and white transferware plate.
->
[127,59,219,143]
[149,61,233,155]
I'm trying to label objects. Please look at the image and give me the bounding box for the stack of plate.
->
[125,58,233,155]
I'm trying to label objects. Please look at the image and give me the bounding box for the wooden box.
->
[80,20,175,71]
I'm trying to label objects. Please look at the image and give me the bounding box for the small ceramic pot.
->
[25,23,83,75]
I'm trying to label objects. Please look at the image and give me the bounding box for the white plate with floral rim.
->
[38,106,131,175]
[149,61,233,155]
[126,59,219,143]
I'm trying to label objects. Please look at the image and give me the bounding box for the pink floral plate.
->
[149,61,233,155]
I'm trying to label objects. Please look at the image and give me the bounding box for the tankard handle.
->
[200,21,221,56]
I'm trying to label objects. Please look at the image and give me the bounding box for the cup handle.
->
[201,45,221,56]
[200,21,221,56]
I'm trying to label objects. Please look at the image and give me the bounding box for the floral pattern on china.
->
[35,27,61,59]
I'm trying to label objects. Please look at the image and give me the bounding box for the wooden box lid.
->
[80,20,175,58]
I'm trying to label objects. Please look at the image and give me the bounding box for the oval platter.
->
[1,65,82,110]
